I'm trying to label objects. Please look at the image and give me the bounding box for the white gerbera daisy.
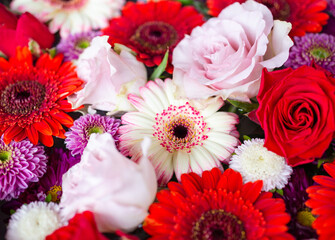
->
[5,201,62,240]
[229,138,293,191]
[10,0,125,37]
[119,79,239,185]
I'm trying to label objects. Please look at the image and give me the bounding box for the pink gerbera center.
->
[153,102,209,153]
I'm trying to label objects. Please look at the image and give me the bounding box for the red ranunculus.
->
[46,211,108,240]
[0,4,54,57]
[257,65,335,166]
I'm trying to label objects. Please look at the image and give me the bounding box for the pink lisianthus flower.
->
[172,0,293,102]
[59,133,157,233]
[0,4,54,57]
[68,35,147,114]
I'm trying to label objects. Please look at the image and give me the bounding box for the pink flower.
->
[68,36,147,114]
[0,4,54,57]
[172,0,293,102]
[59,133,157,233]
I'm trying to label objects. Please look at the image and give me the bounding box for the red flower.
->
[0,4,54,57]
[206,0,329,37]
[306,162,335,239]
[102,0,204,73]
[0,47,83,147]
[256,66,335,166]
[144,168,293,239]
[46,211,108,240]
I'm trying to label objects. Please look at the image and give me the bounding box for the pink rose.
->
[172,0,293,102]
[60,134,157,232]
[68,36,147,114]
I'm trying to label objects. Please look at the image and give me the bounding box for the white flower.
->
[10,0,125,38]
[60,133,157,233]
[6,202,62,240]
[229,138,292,191]
[119,79,240,185]
[68,36,147,114]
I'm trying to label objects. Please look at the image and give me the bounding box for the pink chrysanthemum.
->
[119,79,239,185]
[65,114,121,156]
[0,137,47,201]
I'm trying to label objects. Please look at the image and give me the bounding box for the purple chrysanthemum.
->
[274,167,317,239]
[0,138,47,201]
[38,148,81,203]
[328,0,335,16]
[285,33,335,74]
[56,31,101,62]
[65,114,121,156]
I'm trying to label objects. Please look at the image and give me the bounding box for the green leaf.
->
[150,49,169,80]
[227,99,259,113]
[45,193,52,203]
[10,209,15,215]
[177,0,193,5]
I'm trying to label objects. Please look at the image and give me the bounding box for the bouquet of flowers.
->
[0,0,334,239]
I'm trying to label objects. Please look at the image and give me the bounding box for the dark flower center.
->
[256,0,290,21]
[192,209,246,240]
[0,80,46,115]
[130,21,178,54]
[173,125,188,139]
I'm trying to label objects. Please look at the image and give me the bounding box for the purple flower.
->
[285,33,335,74]
[38,148,81,203]
[0,138,47,201]
[56,31,101,62]
[327,0,335,17]
[65,114,121,156]
[274,167,317,239]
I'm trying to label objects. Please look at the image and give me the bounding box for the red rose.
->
[257,66,335,166]
[46,211,108,240]
[0,4,54,57]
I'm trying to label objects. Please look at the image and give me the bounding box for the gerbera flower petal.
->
[144,168,293,239]
[119,79,239,185]
[103,0,204,72]
[0,46,83,146]
[11,0,125,38]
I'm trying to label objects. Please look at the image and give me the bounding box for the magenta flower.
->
[65,114,121,156]
[0,138,47,200]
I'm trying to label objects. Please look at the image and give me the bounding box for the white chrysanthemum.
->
[229,138,292,191]
[6,201,62,240]
[119,79,240,185]
[10,0,125,37]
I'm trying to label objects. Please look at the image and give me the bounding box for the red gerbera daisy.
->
[144,168,293,240]
[102,0,204,73]
[207,0,329,37]
[306,162,335,239]
[0,47,83,147]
